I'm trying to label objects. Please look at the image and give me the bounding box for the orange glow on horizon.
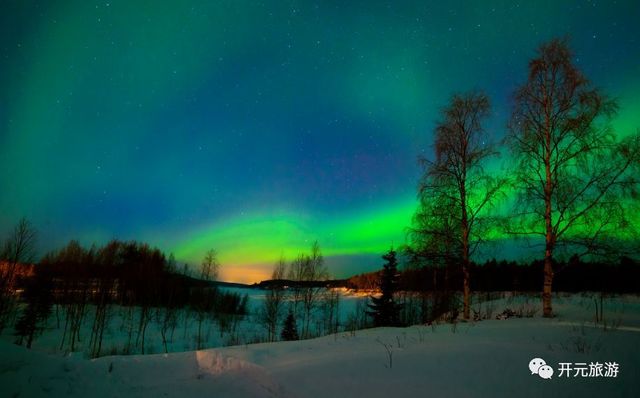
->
[219,265,271,285]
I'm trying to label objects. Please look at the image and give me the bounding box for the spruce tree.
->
[281,310,299,341]
[367,249,402,327]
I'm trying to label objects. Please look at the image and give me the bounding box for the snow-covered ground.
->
[2,293,639,397]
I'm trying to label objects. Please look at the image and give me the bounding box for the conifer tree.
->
[367,249,403,327]
[281,310,299,341]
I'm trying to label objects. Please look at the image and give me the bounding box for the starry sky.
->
[1,1,639,283]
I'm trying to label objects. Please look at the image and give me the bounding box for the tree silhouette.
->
[508,38,640,317]
[260,256,287,342]
[281,310,299,341]
[406,191,459,320]
[14,263,53,348]
[367,249,402,327]
[415,91,504,319]
[200,249,220,281]
[0,218,37,332]
[287,241,328,338]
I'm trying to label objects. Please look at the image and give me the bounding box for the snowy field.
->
[2,292,640,397]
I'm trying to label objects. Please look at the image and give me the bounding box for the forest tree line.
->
[0,227,248,356]
[347,255,640,294]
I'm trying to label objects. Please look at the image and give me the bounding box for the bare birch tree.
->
[201,249,220,281]
[508,38,640,317]
[260,256,287,341]
[287,241,328,338]
[418,91,503,320]
[0,218,37,331]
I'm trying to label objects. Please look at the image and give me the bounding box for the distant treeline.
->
[33,240,247,310]
[9,239,248,355]
[347,256,640,293]
[40,240,192,306]
[256,279,347,290]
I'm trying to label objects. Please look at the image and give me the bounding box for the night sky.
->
[1,1,639,283]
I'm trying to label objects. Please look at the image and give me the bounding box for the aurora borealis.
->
[1,1,639,283]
